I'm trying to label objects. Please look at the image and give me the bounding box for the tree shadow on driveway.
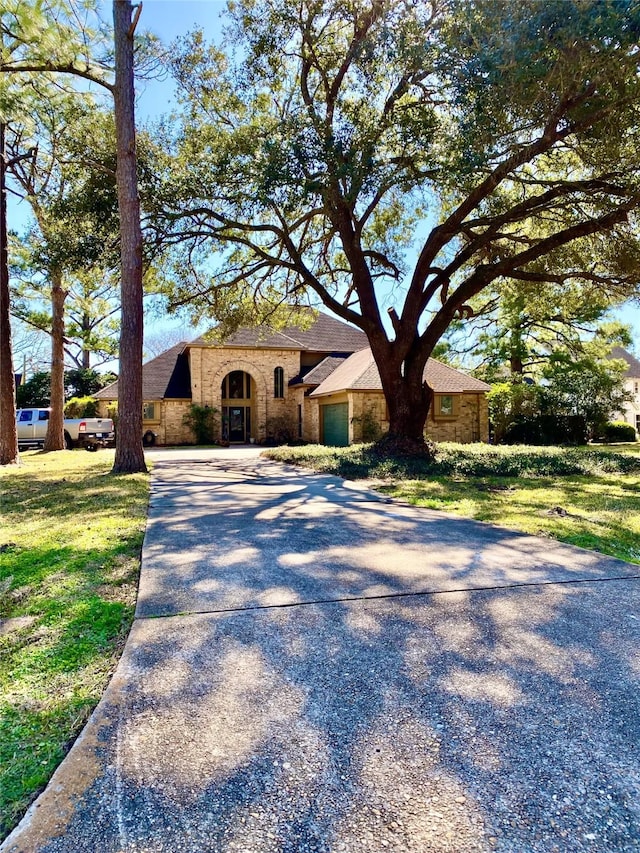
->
[4,455,640,853]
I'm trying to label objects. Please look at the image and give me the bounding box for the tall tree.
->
[1,0,149,472]
[0,121,18,463]
[155,0,640,450]
[111,0,145,473]
[6,97,121,449]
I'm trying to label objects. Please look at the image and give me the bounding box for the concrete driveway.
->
[3,448,640,852]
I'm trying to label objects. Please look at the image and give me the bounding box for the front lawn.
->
[264,443,640,565]
[0,450,148,839]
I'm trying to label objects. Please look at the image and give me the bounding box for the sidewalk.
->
[3,449,640,852]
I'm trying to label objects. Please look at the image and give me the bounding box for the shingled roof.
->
[94,342,192,401]
[610,346,640,378]
[289,355,351,387]
[192,310,368,353]
[310,349,491,397]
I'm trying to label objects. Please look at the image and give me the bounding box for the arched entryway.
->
[221,370,254,442]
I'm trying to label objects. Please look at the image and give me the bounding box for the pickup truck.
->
[16,408,115,451]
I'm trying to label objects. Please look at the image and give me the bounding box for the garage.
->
[322,402,349,446]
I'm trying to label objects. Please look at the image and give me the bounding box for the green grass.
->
[265,443,640,565]
[0,450,148,839]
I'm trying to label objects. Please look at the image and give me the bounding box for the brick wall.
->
[192,346,301,442]
[96,398,194,446]
[426,393,488,443]
[311,390,488,445]
[163,400,194,445]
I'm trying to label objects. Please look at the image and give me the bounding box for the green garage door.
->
[322,403,349,446]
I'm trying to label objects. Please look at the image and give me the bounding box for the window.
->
[636,414,640,434]
[143,402,157,421]
[438,395,454,416]
[222,371,251,399]
[19,410,33,422]
[38,410,49,421]
[274,366,284,398]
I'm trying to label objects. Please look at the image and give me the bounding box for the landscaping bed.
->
[264,443,640,565]
[0,450,148,839]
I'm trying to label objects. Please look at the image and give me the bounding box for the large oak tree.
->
[157,0,640,449]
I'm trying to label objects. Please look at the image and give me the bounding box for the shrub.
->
[599,420,637,442]
[351,406,382,442]
[64,396,99,418]
[503,415,587,446]
[264,414,297,445]
[264,441,640,479]
[183,404,220,444]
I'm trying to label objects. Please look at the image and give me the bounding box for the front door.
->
[229,407,246,442]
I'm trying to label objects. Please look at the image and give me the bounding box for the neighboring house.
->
[94,312,490,446]
[610,346,640,434]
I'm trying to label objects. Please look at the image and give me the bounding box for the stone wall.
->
[192,345,301,442]
[350,392,388,443]
[426,392,488,443]
[162,400,194,445]
[309,390,488,445]
[96,398,194,446]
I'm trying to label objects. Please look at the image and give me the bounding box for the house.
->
[94,311,490,446]
[610,346,640,434]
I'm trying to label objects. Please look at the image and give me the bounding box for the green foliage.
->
[465,281,634,387]
[150,0,640,444]
[265,442,640,480]
[65,368,116,398]
[15,369,115,408]
[503,415,588,447]
[182,404,219,444]
[15,371,50,407]
[5,97,124,370]
[158,1,640,325]
[540,350,631,438]
[487,382,540,443]
[599,421,637,442]
[64,396,98,418]
[351,407,383,443]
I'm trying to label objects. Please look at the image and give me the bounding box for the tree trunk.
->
[385,376,433,441]
[43,271,66,450]
[0,122,19,466]
[82,313,91,369]
[372,339,434,452]
[112,0,146,474]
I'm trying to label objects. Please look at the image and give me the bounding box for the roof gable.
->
[289,354,351,386]
[94,342,192,401]
[310,349,491,396]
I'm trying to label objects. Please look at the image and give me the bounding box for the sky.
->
[9,0,640,365]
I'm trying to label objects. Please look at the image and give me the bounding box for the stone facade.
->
[309,390,489,444]
[191,345,301,442]
[96,398,194,445]
[426,393,489,443]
